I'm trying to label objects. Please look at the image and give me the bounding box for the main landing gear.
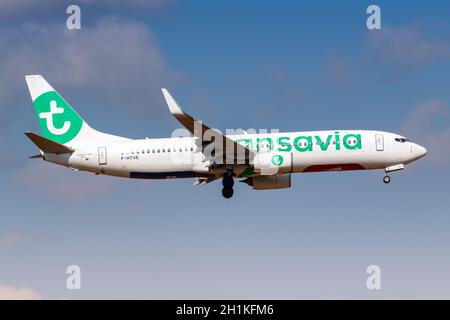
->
[383,175,391,184]
[222,173,234,199]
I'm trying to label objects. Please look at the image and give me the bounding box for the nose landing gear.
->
[222,173,234,198]
[383,164,404,184]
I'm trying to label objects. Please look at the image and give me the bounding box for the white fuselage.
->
[43,130,427,179]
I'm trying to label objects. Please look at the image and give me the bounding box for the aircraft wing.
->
[193,176,218,186]
[161,89,253,165]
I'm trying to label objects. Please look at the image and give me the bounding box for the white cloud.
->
[0,284,41,300]
[366,25,450,68]
[401,99,450,167]
[0,18,177,113]
[0,0,173,20]
[0,0,57,20]
[0,233,24,247]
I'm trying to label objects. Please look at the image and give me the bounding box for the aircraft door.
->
[98,147,107,165]
[375,134,384,151]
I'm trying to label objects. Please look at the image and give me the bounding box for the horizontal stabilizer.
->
[24,131,74,154]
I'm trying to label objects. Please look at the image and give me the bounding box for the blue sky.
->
[1,0,450,299]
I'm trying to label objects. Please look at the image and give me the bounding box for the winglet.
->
[161,88,184,116]
[24,131,74,154]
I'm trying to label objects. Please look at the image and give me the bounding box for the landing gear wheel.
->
[222,176,234,188]
[383,175,391,184]
[222,187,234,199]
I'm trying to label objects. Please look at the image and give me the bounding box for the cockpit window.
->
[395,138,410,143]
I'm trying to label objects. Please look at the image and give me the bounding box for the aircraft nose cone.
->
[416,145,427,159]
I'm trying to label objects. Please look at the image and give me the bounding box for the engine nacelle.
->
[242,174,291,190]
[252,152,293,175]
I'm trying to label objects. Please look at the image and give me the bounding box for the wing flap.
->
[193,176,217,186]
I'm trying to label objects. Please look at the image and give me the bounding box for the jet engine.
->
[241,174,291,190]
[252,152,293,175]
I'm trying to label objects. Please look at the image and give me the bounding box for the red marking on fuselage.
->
[303,163,366,172]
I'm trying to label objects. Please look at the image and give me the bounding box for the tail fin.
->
[25,75,126,146]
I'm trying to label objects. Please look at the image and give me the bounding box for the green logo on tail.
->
[34,91,83,144]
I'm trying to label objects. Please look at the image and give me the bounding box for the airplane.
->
[24,75,427,199]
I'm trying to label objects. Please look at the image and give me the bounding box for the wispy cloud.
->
[0,0,174,22]
[265,64,290,84]
[366,25,450,69]
[401,99,450,167]
[15,161,117,200]
[0,233,24,247]
[0,18,178,113]
[0,284,41,300]
[321,54,354,84]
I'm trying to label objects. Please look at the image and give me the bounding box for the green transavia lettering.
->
[236,131,362,153]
